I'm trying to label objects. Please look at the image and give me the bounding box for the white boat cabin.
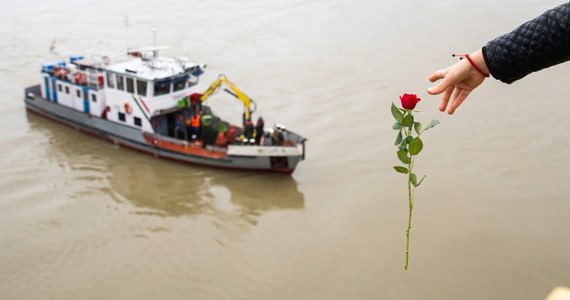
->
[39,48,206,134]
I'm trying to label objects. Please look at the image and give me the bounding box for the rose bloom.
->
[400,93,421,110]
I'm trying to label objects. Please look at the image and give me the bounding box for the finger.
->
[439,85,454,112]
[428,66,456,96]
[451,87,462,103]
[447,89,471,115]
[428,75,454,96]
[427,68,452,95]
[428,69,447,83]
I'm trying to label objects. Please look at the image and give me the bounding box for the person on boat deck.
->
[175,114,186,140]
[243,118,254,141]
[271,124,285,146]
[187,113,201,141]
[189,93,203,115]
[255,116,264,145]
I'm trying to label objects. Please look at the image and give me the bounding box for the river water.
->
[1,0,569,299]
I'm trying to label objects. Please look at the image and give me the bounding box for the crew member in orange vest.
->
[188,113,201,141]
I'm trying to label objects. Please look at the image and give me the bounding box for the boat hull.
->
[24,85,303,173]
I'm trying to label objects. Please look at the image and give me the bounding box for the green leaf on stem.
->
[398,145,407,152]
[404,136,414,144]
[393,122,403,130]
[394,131,403,146]
[409,137,423,156]
[402,114,414,127]
[391,103,403,123]
[410,173,418,186]
[414,122,422,135]
[425,120,440,131]
[397,150,411,164]
[394,166,408,174]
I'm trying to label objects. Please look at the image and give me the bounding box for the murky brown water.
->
[1,0,569,299]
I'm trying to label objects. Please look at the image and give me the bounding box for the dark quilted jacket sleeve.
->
[482,2,570,84]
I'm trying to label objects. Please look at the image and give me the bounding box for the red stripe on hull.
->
[143,135,226,159]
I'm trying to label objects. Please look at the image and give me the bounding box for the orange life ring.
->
[124,102,133,114]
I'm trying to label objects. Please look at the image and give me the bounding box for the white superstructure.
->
[39,47,206,134]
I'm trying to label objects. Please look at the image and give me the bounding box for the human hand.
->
[427,49,489,114]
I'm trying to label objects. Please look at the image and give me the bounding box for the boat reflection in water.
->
[26,112,305,224]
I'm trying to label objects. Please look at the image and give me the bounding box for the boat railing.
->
[283,130,306,145]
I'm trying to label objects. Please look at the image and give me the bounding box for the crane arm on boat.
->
[199,74,257,120]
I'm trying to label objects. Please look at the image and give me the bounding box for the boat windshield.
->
[173,75,189,92]
[154,79,171,96]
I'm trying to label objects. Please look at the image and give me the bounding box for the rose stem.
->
[404,125,415,271]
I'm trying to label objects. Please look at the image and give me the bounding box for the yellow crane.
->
[199,74,257,121]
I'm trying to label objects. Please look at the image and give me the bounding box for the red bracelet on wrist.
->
[452,54,490,78]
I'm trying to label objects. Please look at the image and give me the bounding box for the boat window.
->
[173,75,188,92]
[116,75,124,91]
[154,80,171,96]
[76,89,81,98]
[136,80,147,96]
[126,77,134,93]
[65,86,70,94]
[106,72,115,89]
[58,84,62,92]
[134,117,142,127]
[118,112,126,122]
[188,76,198,88]
[91,94,97,103]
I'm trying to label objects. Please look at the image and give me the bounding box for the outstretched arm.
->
[427,49,489,115]
[427,2,570,115]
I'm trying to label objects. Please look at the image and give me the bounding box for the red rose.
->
[400,93,421,110]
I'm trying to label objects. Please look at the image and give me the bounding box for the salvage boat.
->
[24,47,306,173]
